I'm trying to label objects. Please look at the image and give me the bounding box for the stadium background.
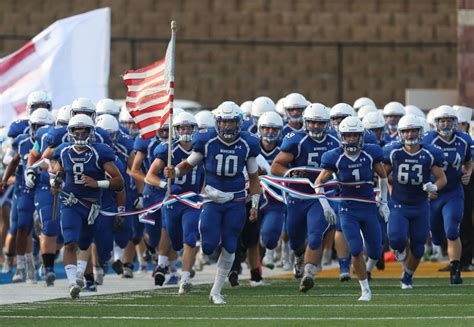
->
[0,0,464,109]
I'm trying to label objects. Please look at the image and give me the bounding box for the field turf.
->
[1,277,473,326]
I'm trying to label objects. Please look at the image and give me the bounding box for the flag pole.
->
[167,20,177,194]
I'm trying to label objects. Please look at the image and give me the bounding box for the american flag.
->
[123,36,175,139]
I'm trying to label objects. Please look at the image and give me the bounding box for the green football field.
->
[1,278,473,326]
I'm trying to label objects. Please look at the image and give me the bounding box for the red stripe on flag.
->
[125,91,169,108]
[128,103,170,116]
[124,58,164,74]
[0,41,35,75]
[123,69,165,86]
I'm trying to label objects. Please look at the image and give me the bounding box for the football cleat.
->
[250,268,264,287]
[262,250,275,270]
[178,281,192,295]
[228,270,239,287]
[112,260,124,275]
[209,293,226,305]
[450,270,463,285]
[93,266,104,285]
[83,281,97,292]
[69,284,81,299]
[45,271,56,287]
[12,268,26,283]
[76,272,85,289]
[26,260,37,284]
[153,266,167,286]
[1,256,14,273]
[281,259,292,271]
[293,255,304,279]
[122,266,134,279]
[401,272,413,289]
[358,289,372,301]
[299,275,314,293]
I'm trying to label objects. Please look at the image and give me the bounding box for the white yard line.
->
[1,315,474,321]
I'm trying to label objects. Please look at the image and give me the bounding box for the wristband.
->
[118,206,125,213]
[97,180,110,189]
[251,194,260,209]
[174,167,181,178]
[159,180,167,189]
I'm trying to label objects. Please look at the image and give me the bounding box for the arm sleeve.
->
[97,145,116,166]
[246,156,258,174]
[187,151,204,166]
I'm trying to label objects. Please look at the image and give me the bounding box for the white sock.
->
[158,255,168,268]
[304,263,318,277]
[77,260,87,275]
[359,279,370,292]
[25,252,34,264]
[264,249,274,260]
[366,258,377,273]
[282,241,290,261]
[114,245,125,262]
[210,248,235,296]
[17,255,26,269]
[65,264,77,286]
[181,270,191,282]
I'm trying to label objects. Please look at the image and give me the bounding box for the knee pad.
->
[307,233,322,251]
[410,242,424,259]
[201,241,217,256]
[389,236,406,253]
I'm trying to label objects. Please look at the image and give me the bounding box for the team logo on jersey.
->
[235,145,242,150]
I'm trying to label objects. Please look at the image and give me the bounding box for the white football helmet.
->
[240,101,253,121]
[363,111,386,143]
[215,101,243,140]
[338,116,365,153]
[283,93,308,123]
[29,108,53,137]
[56,105,72,126]
[96,98,120,118]
[357,104,378,119]
[303,103,330,139]
[427,109,436,129]
[195,110,215,130]
[71,97,96,120]
[68,114,95,145]
[258,111,283,143]
[252,96,276,124]
[119,106,139,138]
[353,97,375,110]
[453,105,473,124]
[330,103,355,130]
[434,105,457,137]
[397,114,423,145]
[96,114,119,141]
[419,117,431,135]
[173,111,197,142]
[26,91,52,116]
[404,105,425,118]
[50,109,59,123]
[275,97,286,119]
[383,101,405,116]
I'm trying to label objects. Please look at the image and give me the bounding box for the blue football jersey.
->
[193,130,260,193]
[241,120,257,134]
[154,141,204,194]
[383,131,399,144]
[34,125,54,186]
[281,124,302,138]
[423,130,472,192]
[8,119,29,138]
[13,134,34,188]
[260,143,281,203]
[133,135,162,171]
[383,142,445,205]
[53,143,116,200]
[321,144,383,200]
[280,131,340,194]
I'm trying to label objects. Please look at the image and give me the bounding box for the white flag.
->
[0,8,111,127]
